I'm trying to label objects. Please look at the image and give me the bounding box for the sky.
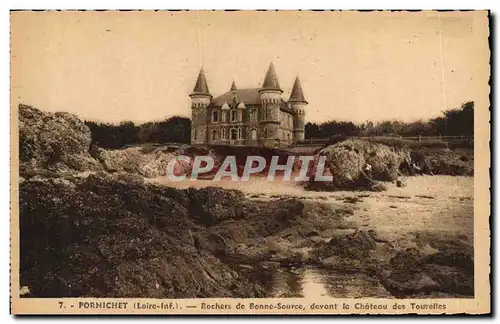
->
[11,10,490,124]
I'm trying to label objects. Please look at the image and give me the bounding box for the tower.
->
[259,62,282,147]
[289,76,307,142]
[230,80,238,107]
[190,68,212,144]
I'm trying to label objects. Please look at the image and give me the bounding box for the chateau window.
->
[221,111,226,122]
[230,128,237,140]
[251,128,257,140]
[263,126,268,138]
[231,110,238,122]
[265,106,273,120]
[212,111,219,123]
[238,128,242,139]
[193,129,197,141]
[221,128,226,139]
[211,129,217,141]
[250,109,257,122]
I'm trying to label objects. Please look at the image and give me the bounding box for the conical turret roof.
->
[260,62,282,92]
[230,80,237,91]
[289,76,307,104]
[191,68,211,96]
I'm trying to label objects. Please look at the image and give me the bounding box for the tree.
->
[145,116,191,143]
[430,101,474,136]
[85,116,192,149]
[305,122,321,139]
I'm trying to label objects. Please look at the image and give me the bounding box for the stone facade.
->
[190,62,307,147]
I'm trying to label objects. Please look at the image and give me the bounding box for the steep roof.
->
[212,88,294,114]
[289,76,307,103]
[261,62,282,92]
[230,81,237,91]
[191,68,210,96]
[212,88,261,106]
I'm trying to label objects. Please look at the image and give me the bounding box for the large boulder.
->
[380,244,474,298]
[320,230,377,259]
[19,104,102,175]
[307,139,409,190]
[89,145,123,173]
[409,148,473,176]
[101,146,193,178]
[187,187,246,226]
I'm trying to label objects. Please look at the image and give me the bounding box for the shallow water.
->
[264,267,392,298]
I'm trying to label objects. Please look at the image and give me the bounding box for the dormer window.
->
[250,109,257,122]
[231,110,238,122]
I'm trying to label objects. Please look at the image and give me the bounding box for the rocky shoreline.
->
[20,172,474,298]
[18,104,474,298]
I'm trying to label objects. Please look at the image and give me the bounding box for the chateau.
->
[190,62,307,147]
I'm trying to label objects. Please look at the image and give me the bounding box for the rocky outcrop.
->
[19,104,102,175]
[19,171,474,298]
[409,148,474,176]
[19,172,309,298]
[380,246,474,297]
[187,187,247,226]
[313,230,474,298]
[306,139,410,191]
[19,173,268,298]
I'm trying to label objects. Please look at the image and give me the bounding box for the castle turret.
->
[259,62,282,147]
[230,80,237,92]
[289,76,307,142]
[230,80,238,107]
[190,68,212,144]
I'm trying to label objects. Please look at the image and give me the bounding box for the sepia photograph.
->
[10,10,490,314]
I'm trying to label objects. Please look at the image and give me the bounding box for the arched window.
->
[251,128,257,140]
[231,110,238,122]
[230,128,237,140]
[211,129,217,141]
[212,111,218,123]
